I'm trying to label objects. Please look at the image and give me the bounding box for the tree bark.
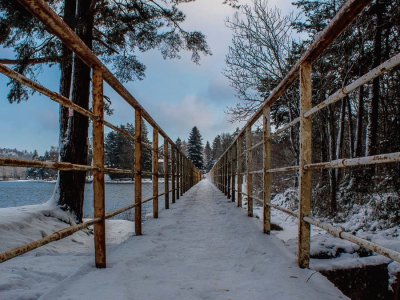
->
[58,0,94,222]
[327,106,337,213]
[366,0,383,158]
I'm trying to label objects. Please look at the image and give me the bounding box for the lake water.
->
[0,181,167,221]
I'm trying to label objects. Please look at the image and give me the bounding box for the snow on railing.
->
[210,0,400,268]
[0,0,201,267]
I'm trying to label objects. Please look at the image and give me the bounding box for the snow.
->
[0,203,134,299]
[0,180,346,299]
[240,186,400,291]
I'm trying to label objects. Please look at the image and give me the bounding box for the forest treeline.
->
[223,0,400,221]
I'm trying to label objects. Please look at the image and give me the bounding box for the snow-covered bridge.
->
[35,180,344,299]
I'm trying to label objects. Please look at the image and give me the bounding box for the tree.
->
[104,122,151,179]
[203,141,213,172]
[1,0,211,222]
[224,0,298,122]
[187,126,204,170]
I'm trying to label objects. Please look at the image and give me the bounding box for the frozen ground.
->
[1,180,346,299]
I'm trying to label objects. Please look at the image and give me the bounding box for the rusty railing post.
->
[153,128,159,218]
[246,127,253,217]
[164,139,169,209]
[263,106,271,234]
[135,109,142,235]
[298,61,312,268]
[180,154,184,196]
[231,142,236,203]
[172,147,176,204]
[92,67,106,268]
[227,149,231,199]
[176,151,180,200]
[237,136,243,207]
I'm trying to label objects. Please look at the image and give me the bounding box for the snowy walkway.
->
[40,180,346,300]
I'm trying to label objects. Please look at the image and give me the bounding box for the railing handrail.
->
[211,0,400,269]
[0,0,202,267]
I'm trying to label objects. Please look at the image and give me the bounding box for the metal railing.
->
[211,0,400,268]
[0,0,201,267]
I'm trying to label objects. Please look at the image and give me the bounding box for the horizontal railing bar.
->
[103,121,135,142]
[104,168,133,175]
[267,166,299,173]
[304,152,400,170]
[0,158,95,171]
[0,187,176,264]
[0,217,101,263]
[304,52,400,119]
[230,189,298,217]
[271,117,300,137]
[252,195,298,217]
[304,216,400,263]
[0,64,96,120]
[17,0,186,155]
[248,141,263,152]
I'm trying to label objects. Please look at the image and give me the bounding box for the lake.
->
[0,181,168,221]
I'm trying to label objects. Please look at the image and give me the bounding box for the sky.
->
[0,0,295,154]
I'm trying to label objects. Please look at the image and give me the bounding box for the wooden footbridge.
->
[0,0,399,297]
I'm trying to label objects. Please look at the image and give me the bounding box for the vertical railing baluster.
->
[164,139,169,209]
[231,142,236,203]
[298,62,312,268]
[152,128,159,218]
[92,67,106,268]
[227,149,231,199]
[237,136,243,207]
[246,127,253,217]
[172,147,176,204]
[263,106,271,234]
[176,151,180,200]
[135,109,142,235]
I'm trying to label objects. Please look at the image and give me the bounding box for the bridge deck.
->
[41,180,345,300]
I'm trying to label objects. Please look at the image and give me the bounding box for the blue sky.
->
[0,0,294,154]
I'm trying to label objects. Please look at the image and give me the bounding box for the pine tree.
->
[187,126,204,170]
[203,141,213,172]
[0,0,210,222]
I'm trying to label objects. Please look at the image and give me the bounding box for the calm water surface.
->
[0,181,167,220]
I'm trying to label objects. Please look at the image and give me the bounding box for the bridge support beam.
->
[298,61,312,268]
[153,128,159,218]
[93,67,106,268]
[263,106,271,234]
[135,109,142,235]
[246,127,253,217]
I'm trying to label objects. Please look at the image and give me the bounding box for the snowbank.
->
[0,203,134,299]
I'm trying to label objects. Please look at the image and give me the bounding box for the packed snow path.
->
[41,180,346,300]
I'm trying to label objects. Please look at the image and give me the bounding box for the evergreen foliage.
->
[187,126,204,170]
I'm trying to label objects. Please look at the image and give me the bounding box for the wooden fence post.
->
[298,61,312,268]
[246,127,253,217]
[135,109,142,235]
[237,136,243,207]
[152,128,159,218]
[231,143,236,203]
[263,106,271,234]
[164,139,169,209]
[92,67,106,268]
[227,149,231,199]
[176,151,180,200]
[180,154,184,196]
[172,147,176,204]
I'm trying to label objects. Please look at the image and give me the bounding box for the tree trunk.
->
[335,97,346,183]
[366,0,383,158]
[328,106,337,213]
[347,96,354,158]
[59,0,76,137]
[58,0,94,222]
[355,86,364,158]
